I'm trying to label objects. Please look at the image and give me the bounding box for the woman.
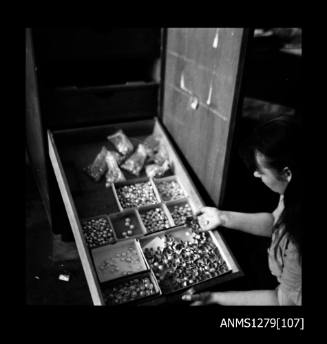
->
[184,115,303,306]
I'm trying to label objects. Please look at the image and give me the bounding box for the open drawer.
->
[48,117,242,305]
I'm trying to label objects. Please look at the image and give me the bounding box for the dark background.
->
[26,27,301,304]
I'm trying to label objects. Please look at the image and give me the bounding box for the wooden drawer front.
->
[48,117,241,305]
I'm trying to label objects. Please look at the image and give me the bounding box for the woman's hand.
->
[197,207,227,231]
[182,292,218,305]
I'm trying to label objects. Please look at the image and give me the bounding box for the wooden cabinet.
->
[27,28,249,305]
[26,29,51,222]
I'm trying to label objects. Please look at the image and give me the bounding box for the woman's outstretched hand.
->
[197,207,227,231]
[182,292,218,305]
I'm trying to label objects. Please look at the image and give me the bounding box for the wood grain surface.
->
[162,28,246,206]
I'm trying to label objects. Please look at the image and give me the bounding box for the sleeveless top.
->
[267,195,302,305]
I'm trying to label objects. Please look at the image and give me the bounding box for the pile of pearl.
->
[143,221,229,293]
[156,180,185,201]
[140,207,171,233]
[82,217,115,248]
[169,203,193,226]
[104,276,157,305]
[116,182,158,208]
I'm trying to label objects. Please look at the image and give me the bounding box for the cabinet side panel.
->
[25,28,51,220]
[162,28,245,205]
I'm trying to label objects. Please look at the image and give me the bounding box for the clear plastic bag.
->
[104,151,126,187]
[110,150,125,165]
[145,160,170,178]
[84,146,108,182]
[107,130,134,156]
[152,146,169,165]
[143,134,161,159]
[143,135,169,165]
[121,144,147,176]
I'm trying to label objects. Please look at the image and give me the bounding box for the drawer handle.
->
[180,73,199,111]
[189,95,199,110]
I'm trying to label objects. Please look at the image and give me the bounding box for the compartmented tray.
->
[112,177,161,211]
[153,176,187,202]
[138,203,174,234]
[91,239,148,283]
[48,118,242,305]
[81,215,117,249]
[101,270,162,306]
[109,208,146,240]
[139,221,232,295]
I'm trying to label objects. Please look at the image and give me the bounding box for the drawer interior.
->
[49,117,242,305]
[52,120,156,218]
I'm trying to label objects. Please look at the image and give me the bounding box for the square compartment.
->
[166,198,195,226]
[140,225,232,294]
[138,203,174,234]
[81,215,117,249]
[91,239,148,283]
[101,270,161,306]
[109,209,146,240]
[154,176,187,202]
[112,177,161,210]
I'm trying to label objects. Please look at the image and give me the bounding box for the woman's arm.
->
[184,289,279,306]
[221,211,274,237]
[210,290,279,305]
[198,207,274,237]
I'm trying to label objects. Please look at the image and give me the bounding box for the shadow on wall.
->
[242,97,295,121]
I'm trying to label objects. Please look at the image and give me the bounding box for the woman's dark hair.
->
[240,115,303,257]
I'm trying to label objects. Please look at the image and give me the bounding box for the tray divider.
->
[111,183,123,211]
[134,208,148,235]
[135,239,151,271]
[162,202,175,227]
[149,177,162,203]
